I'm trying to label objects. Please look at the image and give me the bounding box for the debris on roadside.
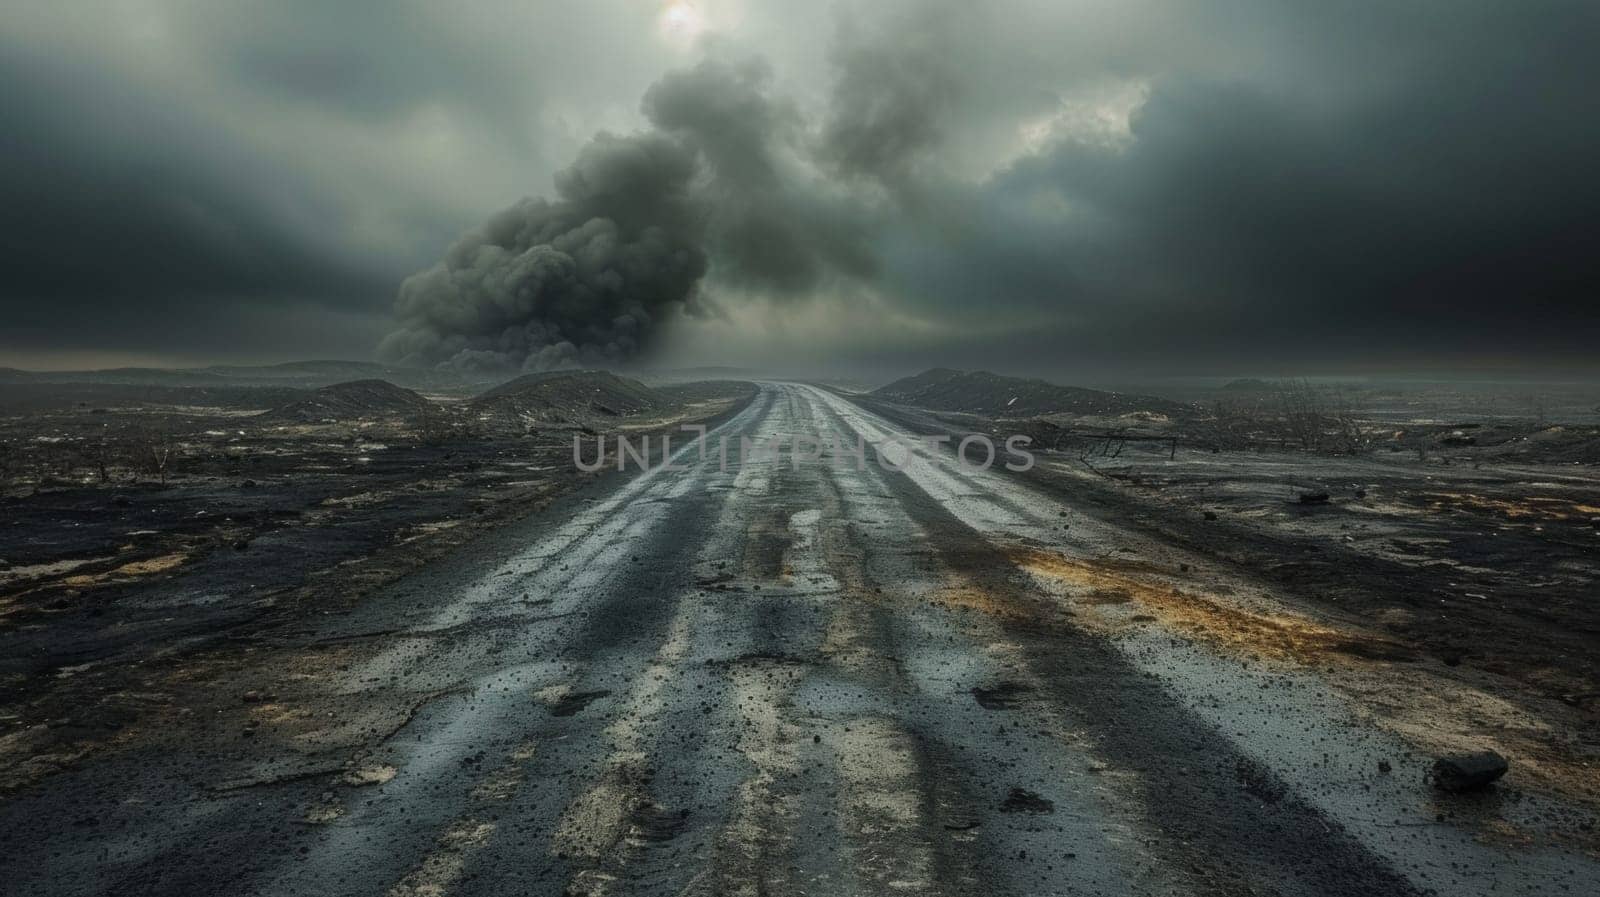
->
[1298,491,1331,505]
[1431,751,1508,792]
[999,787,1055,814]
[972,681,1031,710]
[546,689,611,717]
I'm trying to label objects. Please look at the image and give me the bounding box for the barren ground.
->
[0,380,1595,897]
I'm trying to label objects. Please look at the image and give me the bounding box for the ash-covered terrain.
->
[1,367,1597,897]
[863,370,1600,705]
[0,366,753,795]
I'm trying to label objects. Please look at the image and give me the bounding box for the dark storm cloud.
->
[855,0,1600,370]
[0,1,677,363]
[0,45,394,352]
[817,2,971,188]
[6,1,1600,372]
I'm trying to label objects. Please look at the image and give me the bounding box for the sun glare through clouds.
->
[659,1,706,44]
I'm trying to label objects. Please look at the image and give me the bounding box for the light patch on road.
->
[832,717,937,893]
[820,591,897,681]
[554,601,696,872]
[533,683,572,706]
[341,763,398,786]
[603,608,695,749]
[470,739,537,801]
[387,819,497,897]
[702,663,810,896]
[303,795,344,825]
[552,757,651,861]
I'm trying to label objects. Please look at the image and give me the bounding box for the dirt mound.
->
[874,368,1185,418]
[259,379,433,423]
[471,370,672,428]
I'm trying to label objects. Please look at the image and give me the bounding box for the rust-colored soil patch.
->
[1010,548,1600,810]
[68,552,189,584]
[1009,547,1415,665]
[934,582,1052,624]
[1421,491,1600,522]
[1,552,190,614]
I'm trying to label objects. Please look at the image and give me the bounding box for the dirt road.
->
[2,383,1595,896]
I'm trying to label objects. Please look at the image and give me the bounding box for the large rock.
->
[1432,751,1508,792]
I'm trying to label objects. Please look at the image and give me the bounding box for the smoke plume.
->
[379,56,877,372]
[376,131,706,372]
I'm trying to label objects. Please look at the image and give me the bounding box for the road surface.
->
[3,383,1595,896]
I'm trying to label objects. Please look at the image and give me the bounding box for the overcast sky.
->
[3,1,1597,377]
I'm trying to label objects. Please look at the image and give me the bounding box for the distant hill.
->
[1221,378,1273,392]
[472,370,672,427]
[641,365,766,384]
[0,367,236,387]
[0,383,307,413]
[199,360,478,390]
[872,368,1187,418]
[259,379,433,423]
[0,360,482,391]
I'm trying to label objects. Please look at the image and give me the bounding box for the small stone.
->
[999,788,1055,814]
